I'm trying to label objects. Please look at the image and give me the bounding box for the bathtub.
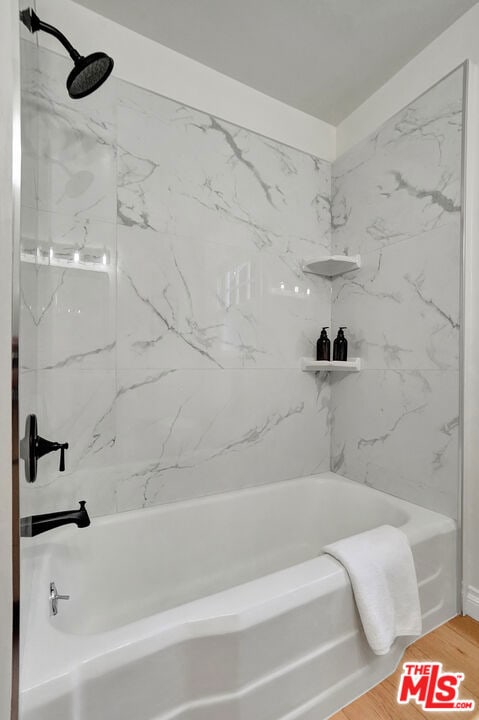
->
[20,471,458,720]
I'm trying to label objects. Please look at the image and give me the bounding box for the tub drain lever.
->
[50,581,70,616]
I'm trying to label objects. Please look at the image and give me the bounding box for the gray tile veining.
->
[19,41,463,520]
[20,43,331,517]
[332,69,462,257]
[330,66,463,518]
[330,369,460,517]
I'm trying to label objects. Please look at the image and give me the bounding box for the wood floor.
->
[331,616,479,720]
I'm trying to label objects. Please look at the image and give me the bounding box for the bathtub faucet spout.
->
[20,501,90,537]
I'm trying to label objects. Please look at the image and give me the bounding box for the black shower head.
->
[66,52,114,99]
[20,7,114,99]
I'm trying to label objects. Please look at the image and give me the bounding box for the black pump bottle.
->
[333,327,348,361]
[316,327,331,361]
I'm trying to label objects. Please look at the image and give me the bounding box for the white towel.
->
[324,525,422,655]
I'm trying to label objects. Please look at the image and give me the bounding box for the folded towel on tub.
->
[323,524,422,655]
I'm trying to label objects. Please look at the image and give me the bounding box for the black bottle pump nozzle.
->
[316,326,331,361]
[333,327,348,361]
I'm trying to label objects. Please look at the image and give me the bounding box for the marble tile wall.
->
[331,68,463,517]
[19,42,463,521]
[19,44,332,517]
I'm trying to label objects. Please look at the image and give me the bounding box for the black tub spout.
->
[21,501,90,537]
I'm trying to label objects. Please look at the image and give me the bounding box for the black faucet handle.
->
[21,414,71,483]
[59,443,69,472]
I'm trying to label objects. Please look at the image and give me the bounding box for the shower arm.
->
[20,8,81,63]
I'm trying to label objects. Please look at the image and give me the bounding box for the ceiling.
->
[73,0,478,125]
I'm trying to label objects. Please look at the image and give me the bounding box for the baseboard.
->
[464,585,479,621]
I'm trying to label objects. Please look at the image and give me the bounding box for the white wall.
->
[335,3,479,621]
[336,3,479,157]
[35,0,335,162]
[0,0,18,713]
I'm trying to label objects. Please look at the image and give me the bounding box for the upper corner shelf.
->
[302,254,360,278]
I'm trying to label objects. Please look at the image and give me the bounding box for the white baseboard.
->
[464,585,479,621]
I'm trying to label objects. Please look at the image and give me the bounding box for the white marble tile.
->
[332,68,463,256]
[20,44,463,524]
[112,368,331,511]
[18,370,37,439]
[117,225,330,369]
[21,43,117,222]
[21,41,41,212]
[20,368,117,517]
[19,256,38,374]
[117,83,331,258]
[20,368,330,517]
[331,370,460,518]
[20,49,334,519]
[329,69,463,520]
[20,207,116,371]
[331,221,461,370]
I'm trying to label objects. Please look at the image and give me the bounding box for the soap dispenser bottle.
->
[316,327,331,361]
[333,327,348,361]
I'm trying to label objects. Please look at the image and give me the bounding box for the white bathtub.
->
[20,471,458,720]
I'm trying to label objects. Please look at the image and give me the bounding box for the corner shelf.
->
[302,255,360,277]
[301,358,361,373]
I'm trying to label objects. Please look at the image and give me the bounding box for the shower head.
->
[20,7,114,99]
[66,52,114,99]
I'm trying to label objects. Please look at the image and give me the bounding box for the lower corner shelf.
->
[301,357,361,373]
